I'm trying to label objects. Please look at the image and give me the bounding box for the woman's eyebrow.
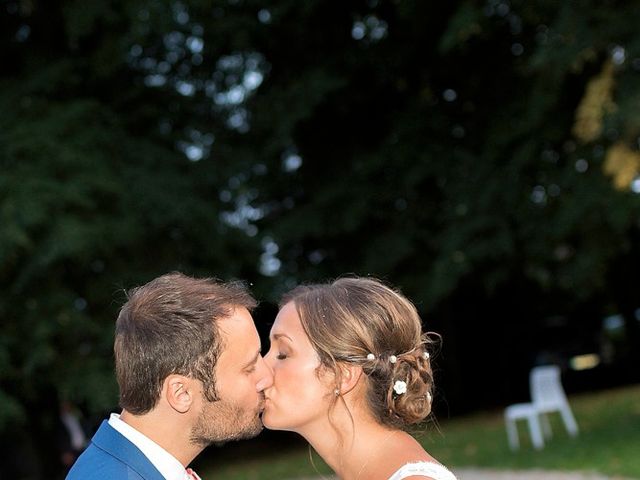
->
[271,333,293,342]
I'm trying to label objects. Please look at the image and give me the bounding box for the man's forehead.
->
[217,306,253,332]
[217,308,260,359]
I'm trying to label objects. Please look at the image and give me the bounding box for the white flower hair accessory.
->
[389,355,397,364]
[366,353,376,361]
[393,380,407,395]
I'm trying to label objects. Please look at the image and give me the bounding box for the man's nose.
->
[255,355,274,391]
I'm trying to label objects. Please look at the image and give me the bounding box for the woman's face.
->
[262,301,334,433]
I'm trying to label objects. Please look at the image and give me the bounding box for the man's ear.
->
[163,374,195,413]
[337,363,363,396]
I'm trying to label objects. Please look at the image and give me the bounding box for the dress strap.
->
[387,461,458,480]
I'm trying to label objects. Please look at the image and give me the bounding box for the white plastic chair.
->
[504,365,579,450]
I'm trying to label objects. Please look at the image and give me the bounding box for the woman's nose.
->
[262,349,275,368]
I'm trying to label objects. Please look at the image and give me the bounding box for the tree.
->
[2,2,640,470]
[0,0,264,444]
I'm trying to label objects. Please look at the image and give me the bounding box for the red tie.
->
[185,468,201,480]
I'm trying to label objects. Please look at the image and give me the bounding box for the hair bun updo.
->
[281,276,440,432]
[384,346,435,427]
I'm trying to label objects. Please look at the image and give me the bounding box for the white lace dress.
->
[387,461,457,480]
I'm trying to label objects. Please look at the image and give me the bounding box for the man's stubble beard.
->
[190,396,265,447]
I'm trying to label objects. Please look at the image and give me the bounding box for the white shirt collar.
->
[108,413,189,480]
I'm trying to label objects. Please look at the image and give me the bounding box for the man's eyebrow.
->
[242,349,261,370]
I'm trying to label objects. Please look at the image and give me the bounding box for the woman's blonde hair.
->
[281,276,436,429]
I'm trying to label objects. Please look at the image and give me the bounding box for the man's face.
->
[190,307,273,446]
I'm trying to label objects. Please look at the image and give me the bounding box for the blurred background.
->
[2,0,640,478]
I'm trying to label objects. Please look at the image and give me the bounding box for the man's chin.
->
[223,426,262,445]
[191,416,264,447]
[196,424,263,448]
[231,416,264,441]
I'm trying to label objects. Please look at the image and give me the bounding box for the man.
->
[67,272,273,480]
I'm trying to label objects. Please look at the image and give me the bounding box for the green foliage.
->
[0,0,263,429]
[247,0,640,311]
[2,0,640,447]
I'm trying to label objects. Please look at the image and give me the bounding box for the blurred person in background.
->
[57,400,88,471]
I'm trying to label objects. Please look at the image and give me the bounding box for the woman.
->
[263,277,457,480]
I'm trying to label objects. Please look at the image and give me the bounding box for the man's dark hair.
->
[114,272,257,414]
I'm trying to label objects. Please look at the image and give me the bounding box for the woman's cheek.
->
[281,364,297,398]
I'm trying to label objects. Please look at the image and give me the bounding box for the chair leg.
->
[559,406,579,437]
[540,413,552,439]
[527,413,545,450]
[505,416,520,451]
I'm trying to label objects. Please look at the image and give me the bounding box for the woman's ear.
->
[164,374,195,413]
[338,363,363,396]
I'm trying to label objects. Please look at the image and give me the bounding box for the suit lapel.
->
[91,421,167,480]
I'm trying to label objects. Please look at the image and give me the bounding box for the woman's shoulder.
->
[387,461,458,480]
[377,433,456,480]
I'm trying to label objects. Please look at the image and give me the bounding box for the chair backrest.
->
[529,365,569,411]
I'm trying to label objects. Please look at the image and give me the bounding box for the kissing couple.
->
[67,273,457,480]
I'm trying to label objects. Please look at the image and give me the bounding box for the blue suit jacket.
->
[66,420,166,480]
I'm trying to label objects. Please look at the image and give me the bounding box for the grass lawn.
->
[428,383,640,478]
[198,384,640,479]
